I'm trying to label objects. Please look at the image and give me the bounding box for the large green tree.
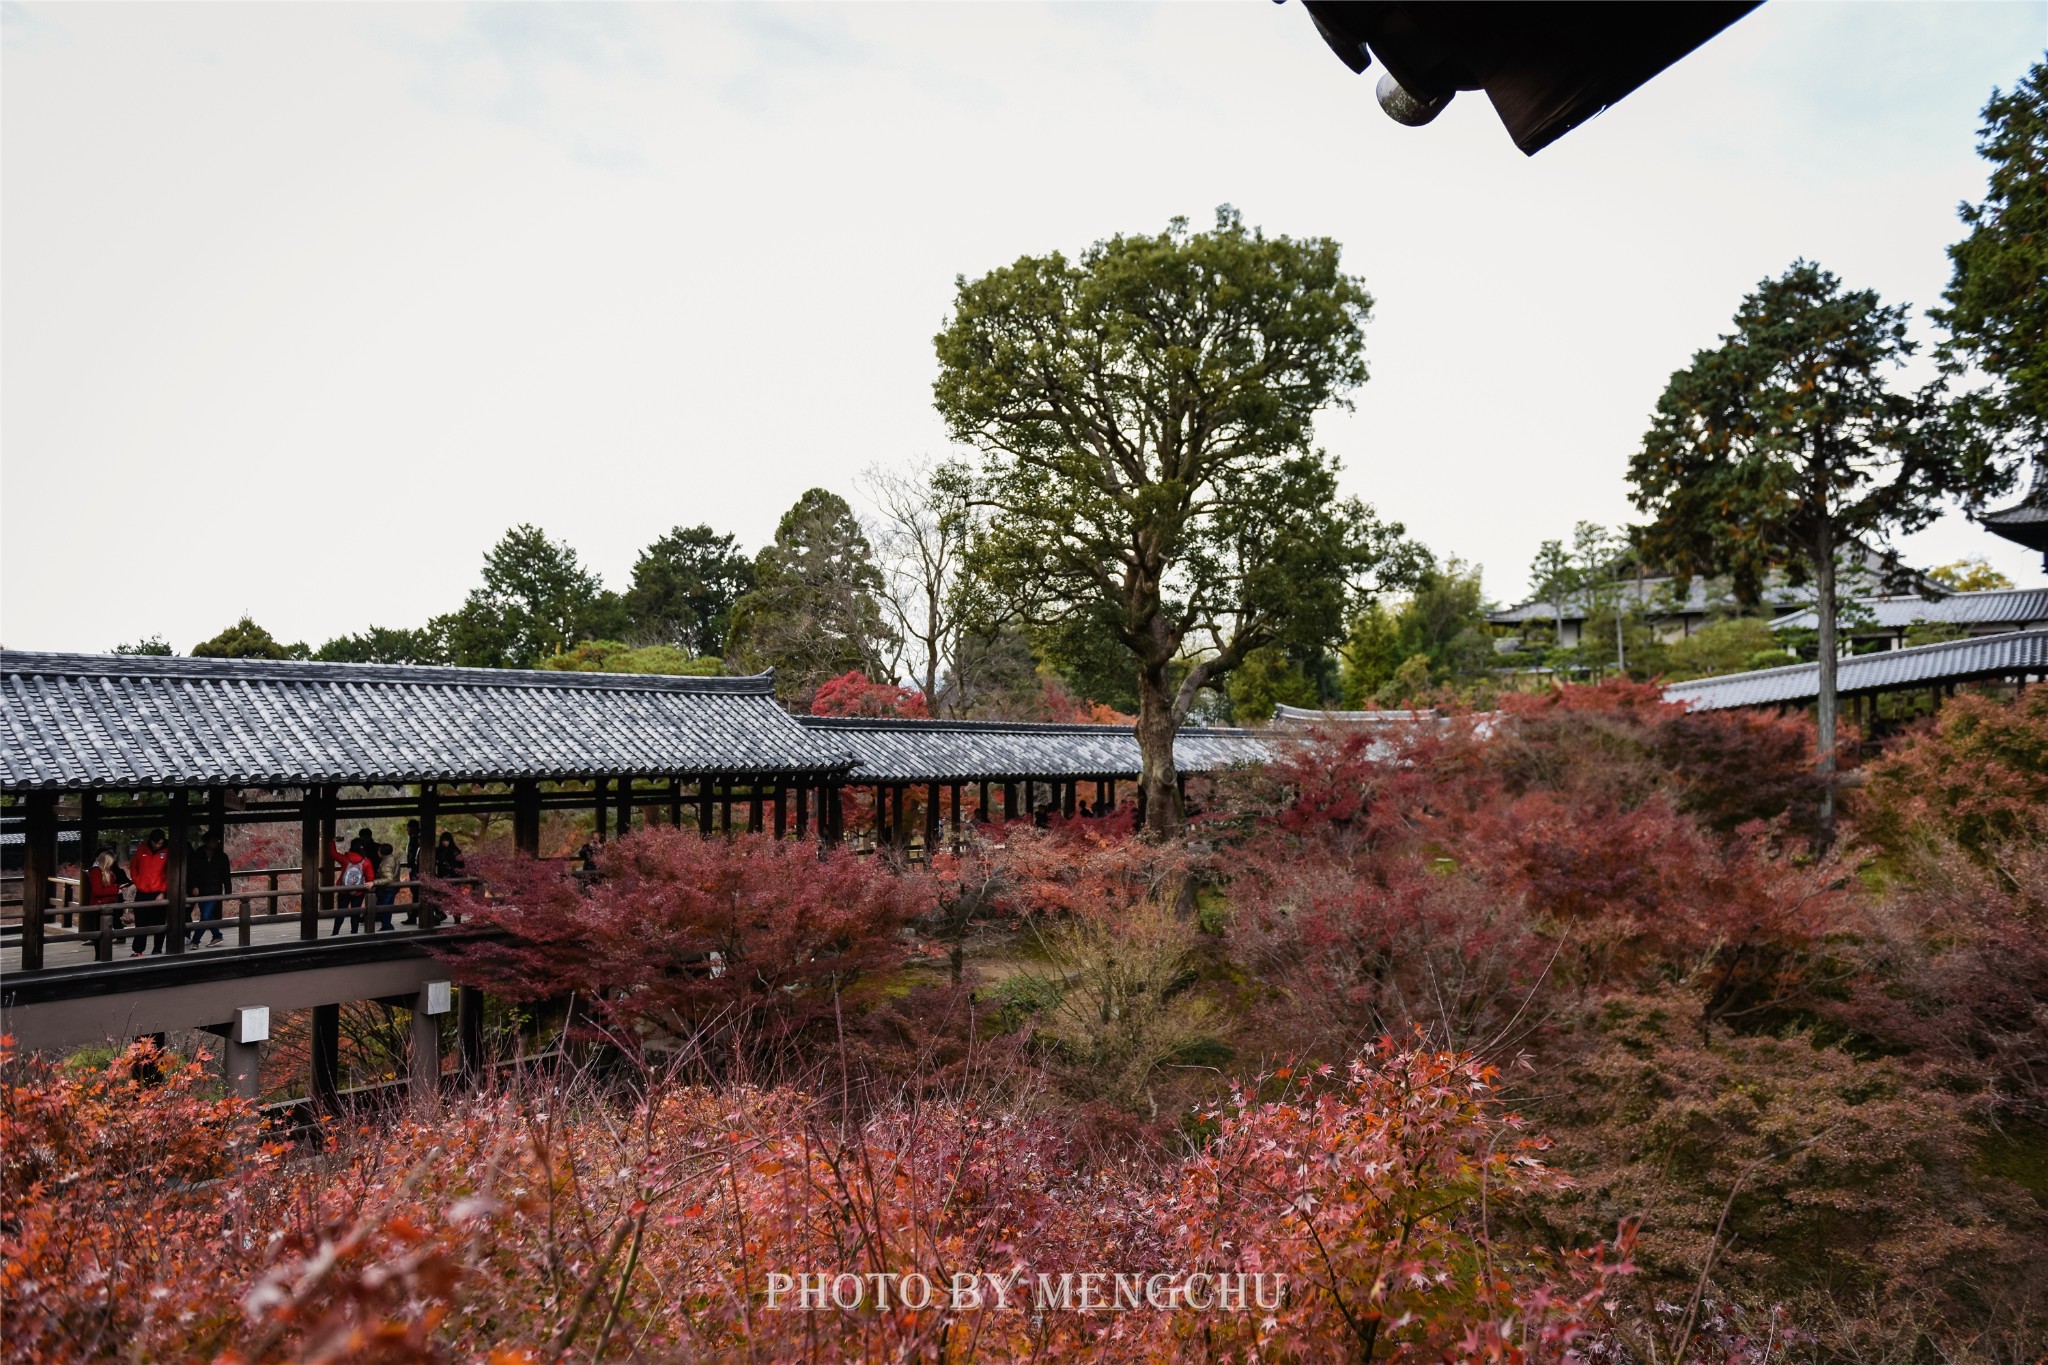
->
[1932,60,2046,477]
[623,525,754,658]
[1628,262,1998,833]
[934,207,1407,834]
[190,616,308,660]
[313,624,449,665]
[726,489,895,699]
[442,525,620,669]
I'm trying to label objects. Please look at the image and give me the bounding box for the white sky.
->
[4,2,2044,655]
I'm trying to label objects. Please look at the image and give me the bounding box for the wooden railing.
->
[12,871,482,967]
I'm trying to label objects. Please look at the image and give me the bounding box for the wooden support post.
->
[1106,779,1116,812]
[748,783,764,834]
[950,783,962,852]
[20,790,56,972]
[1135,783,1148,826]
[410,984,444,1097]
[594,776,611,843]
[310,1002,341,1113]
[669,778,682,828]
[77,790,100,941]
[513,780,541,857]
[1023,780,1035,818]
[1096,780,1107,813]
[1004,782,1018,820]
[616,775,633,836]
[225,1037,263,1102]
[1177,775,1188,813]
[720,780,735,834]
[165,789,189,956]
[1063,781,1076,819]
[699,777,715,835]
[978,781,990,821]
[795,782,809,839]
[825,784,843,847]
[418,783,439,924]
[925,783,941,859]
[300,788,323,940]
[458,986,486,1080]
[774,785,787,839]
[207,786,226,840]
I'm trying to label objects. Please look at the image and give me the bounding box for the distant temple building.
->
[1486,541,1941,648]
[1981,458,2048,572]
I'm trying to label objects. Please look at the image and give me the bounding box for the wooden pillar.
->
[513,780,541,857]
[165,789,190,956]
[668,778,683,828]
[300,787,324,940]
[924,783,941,859]
[19,790,56,972]
[79,790,101,870]
[699,777,715,835]
[458,986,487,1080]
[1135,782,1148,826]
[1023,780,1035,818]
[616,775,633,836]
[874,785,889,848]
[410,984,444,1097]
[310,1002,341,1113]
[720,780,734,834]
[225,1037,263,1102]
[1063,781,1077,819]
[1106,779,1117,812]
[978,780,990,820]
[950,783,962,851]
[594,776,611,843]
[418,782,438,913]
[748,783,764,834]
[1003,782,1018,820]
[773,785,788,839]
[825,784,843,847]
[795,782,810,839]
[1095,780,1107,813]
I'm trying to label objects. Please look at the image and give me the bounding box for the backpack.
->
[342,858,366,888]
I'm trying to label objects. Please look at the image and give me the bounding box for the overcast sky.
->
[4,2,2043,656]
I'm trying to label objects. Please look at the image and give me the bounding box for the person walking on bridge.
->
[187,831,232,946]
[129,830,170,956]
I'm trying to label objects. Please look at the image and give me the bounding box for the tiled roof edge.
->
[0,650,775,696]
[797,715,1264,739]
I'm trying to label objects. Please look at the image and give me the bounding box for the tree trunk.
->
[1814,522,1838,840]
[1136,664,1183,837]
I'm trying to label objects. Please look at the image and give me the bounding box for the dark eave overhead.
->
[1300,1,1761,155]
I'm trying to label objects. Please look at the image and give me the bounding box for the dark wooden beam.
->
[773,785,787,839]
[513,780,541,857]
[20,790,56,972]
[164,789,189,956]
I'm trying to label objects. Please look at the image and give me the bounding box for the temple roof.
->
[0,652,854,791]
[1662,629,2048,711]
[796,715,1274,784]
[1768,588,2048,633]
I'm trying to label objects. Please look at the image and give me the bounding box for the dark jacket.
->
[188,848,233,898]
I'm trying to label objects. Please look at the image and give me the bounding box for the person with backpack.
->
[331,836,372,935]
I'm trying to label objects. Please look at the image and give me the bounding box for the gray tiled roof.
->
[1769,588,2048,633]
[1662,629,2048,711]
[0,652,855,791]
[798,715,1275,783]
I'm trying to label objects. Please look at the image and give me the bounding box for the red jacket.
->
[86,867,124,905]
[130,844,169,896]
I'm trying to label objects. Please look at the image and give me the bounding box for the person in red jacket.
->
[82,848,127,941]
[128,829,170,956]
